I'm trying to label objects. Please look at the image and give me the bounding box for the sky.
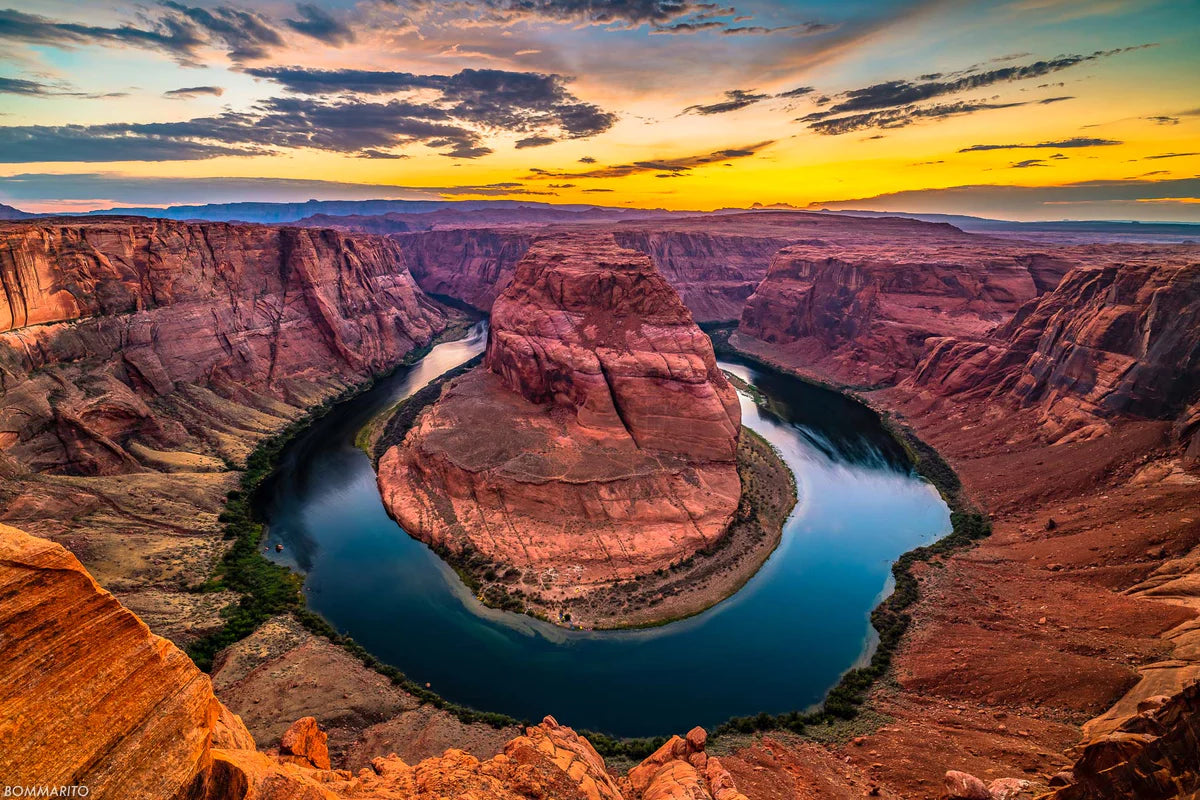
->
[0,0,1198,220]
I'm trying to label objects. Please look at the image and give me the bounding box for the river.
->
[260,322,950,736]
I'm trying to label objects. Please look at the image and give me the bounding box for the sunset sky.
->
[1,0,1198,220]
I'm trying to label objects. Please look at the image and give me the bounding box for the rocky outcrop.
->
[625,727,748,800]
[399,226,788,323]
[1,520,752,800]
[0,218,447,474]
[908,250,1199,441]
[378,233,741,602]
[0,521,238,797]
[736,241,1075,386]
[1042,681,1200,799]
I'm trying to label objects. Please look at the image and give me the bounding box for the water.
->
[259,323,951,737]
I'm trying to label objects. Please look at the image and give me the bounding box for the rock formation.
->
[908,249,1199,441]
[735,240,1075,385]
[0,520,749,800]
[378,233,741,600]
[0,218,447,474]
[398,228,534,310]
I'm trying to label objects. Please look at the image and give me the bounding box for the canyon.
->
[0,209,1197,799]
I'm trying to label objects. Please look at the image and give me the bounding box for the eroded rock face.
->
[0,520,751,800]
[0,522,234,798]
[908,251,1200,441]
[736,241,1075,385]
[379,233,741,596]
[0,218,447,474]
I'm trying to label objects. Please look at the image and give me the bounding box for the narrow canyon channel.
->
[259,323,951,737]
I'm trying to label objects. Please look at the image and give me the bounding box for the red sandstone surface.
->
[378,233,741,598]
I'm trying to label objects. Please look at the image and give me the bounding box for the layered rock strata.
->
[378,234,741,600]
[0,218,449,644]
[736,241,1075,386]
[0,520,749,800]
[907,251,1199,442]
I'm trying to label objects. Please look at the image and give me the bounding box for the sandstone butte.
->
[377,233,742,599]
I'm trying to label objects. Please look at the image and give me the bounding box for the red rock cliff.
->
[735,240,1075,385]
[908,249,1200,441]
[378,233,742,598]
[0,218,448,474]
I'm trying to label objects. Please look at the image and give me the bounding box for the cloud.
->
[810,176,1200,222]
[823,46,1151,115]
[164,85,225,98]
[395,0,725,28]
[1145,115,1179,125]
[777,86,814,98]
[247,66,616,139]
[1144,152,1199,160]
[682,88,767,115]
[1010,159,1047,168]
[0,96,496,161]
[803,101,1024,135]
[578,156,596,163]
[528,140,773,178]
[0,3,290,64]
[0,76,53,96]
[799,45,1153,135]
[959,137,1122,152]
[515,135,557,148]
[284,3,355,46]
[721,21,833,35]
[651,20,725,34]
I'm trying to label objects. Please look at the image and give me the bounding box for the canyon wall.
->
[735,241,1075,386]
[0,218,449,645]
[397,226,790,322]
[378,233,742,601]
[907,252,1200,442]
[0,218,448,474]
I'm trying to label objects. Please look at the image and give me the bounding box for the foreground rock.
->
[379,233,741,611]
[0,520,748,800]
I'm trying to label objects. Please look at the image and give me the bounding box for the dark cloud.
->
[356,149,409,159]
[528,140,773,178]
[547,183,575,188]
[164,85,225,98]
[1146,115,1179,125]
[1039,96,1073,103]
[247,66,616,140]
[0,3,289,63]
[0,76,53,95]
[777,86,814,99]
[682,88,767,115]
[820,47,1151,116]
[0,96,495,161]
[284,3,355,46]
[582,188,614,192]
[1145,152,1199,160]
[1010,159,1047,168]
[651,20,725,34]
[578,156,596,163]
[803,101,1023,135]
[515,135,557,148]
[959,137,1122,152]
[800,45,1152,135]
[397,0,721,28]
[722,21,832,35]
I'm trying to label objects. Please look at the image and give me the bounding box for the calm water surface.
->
[260,323,950,736]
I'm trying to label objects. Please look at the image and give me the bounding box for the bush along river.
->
[259,323,951,737]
